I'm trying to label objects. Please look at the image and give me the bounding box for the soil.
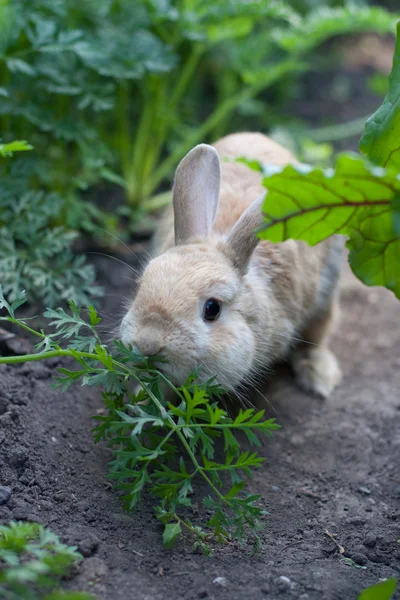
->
[1,255,400,600]
[1,33,400,600]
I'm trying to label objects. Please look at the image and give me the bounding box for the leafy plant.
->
[359,22,400,170]
[0,143,103,307]
[0,289,279,553]
[0,520,94,600]
[245,20,400,299]
[0,1,396,213]
[358,578,397,600]
[0,139,32,157]
[252,154,400,297]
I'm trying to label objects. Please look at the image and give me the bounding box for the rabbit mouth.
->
[153,359,168,373]
[154,364,166,376]
[156,362,192,387]
[153,361,176,382]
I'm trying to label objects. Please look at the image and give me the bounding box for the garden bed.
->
[1,33,400,598]
[1,254,399,599]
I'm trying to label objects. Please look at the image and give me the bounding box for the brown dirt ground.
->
[1,253,400,600]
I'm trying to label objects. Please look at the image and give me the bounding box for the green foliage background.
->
[0,521,94,600]
[0,0,398,305]
[358,578,397,600]
[255,21,400,299]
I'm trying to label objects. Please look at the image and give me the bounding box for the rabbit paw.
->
[291,346,342,399]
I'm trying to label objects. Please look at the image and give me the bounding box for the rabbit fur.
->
[121,132,343,399]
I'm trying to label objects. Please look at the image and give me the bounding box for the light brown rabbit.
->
[121,132,343,399]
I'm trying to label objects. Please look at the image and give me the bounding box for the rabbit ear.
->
[173,144,221,245]
[226,193,266,274]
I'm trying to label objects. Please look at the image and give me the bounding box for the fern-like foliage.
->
[0,0,396,209]
[0,292,280,553]
[0,521,94,600]
[0,160,102,307]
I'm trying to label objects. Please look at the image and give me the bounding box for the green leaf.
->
[44,303,99,340]
[340,556,367,570]
[0,184,103,308]
[0,140,33,157]
[116,409,165,435]
[162,522,181,549]
[258,154,400,298]
[360,22,400,170]
[54,368,88,392]
[6,58,37,76]
[0,521,89,596]
[88,304,102,326]
[0,286,27,317]
[207,16,254,42]
[225,481,245,499]
[275,5,397,55]
[26,13,57,47]
[94,344,113,369]
[44,592,96,600]
[358,578,397,600]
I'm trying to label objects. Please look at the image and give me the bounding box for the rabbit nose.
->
[134,329,164,357]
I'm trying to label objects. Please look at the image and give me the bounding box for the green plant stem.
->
[0,63,10,137]
[149,46,204,171]
[139,78,168,184]
[153,22,175,46]
[170,45,204,109]
[146,58,301,196]
[152,428,175,454]
[143,368,181,394]
[0,47,38,62]
[0,349,98,364]
[142,190,172,211]
[174,423,265,430]
[309,114,371,143]
[171,512,207,539]
[129,84,159,204]
[5,317,46,339]
[129,46,204,208]
[117,84,133,193]
[212,70,238,141]
[0,322,232,514]
[102,355,233,508]
[136,374,233,509]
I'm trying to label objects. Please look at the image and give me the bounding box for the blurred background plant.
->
[0,141,102,305]
[0,0,397,305]
[0,520,95,600]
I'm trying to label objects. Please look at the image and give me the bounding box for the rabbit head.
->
[120,144,266,391]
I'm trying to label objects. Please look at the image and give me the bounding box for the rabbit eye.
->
[203,298,221,322]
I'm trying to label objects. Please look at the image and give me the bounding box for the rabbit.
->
[120,132,343,399]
